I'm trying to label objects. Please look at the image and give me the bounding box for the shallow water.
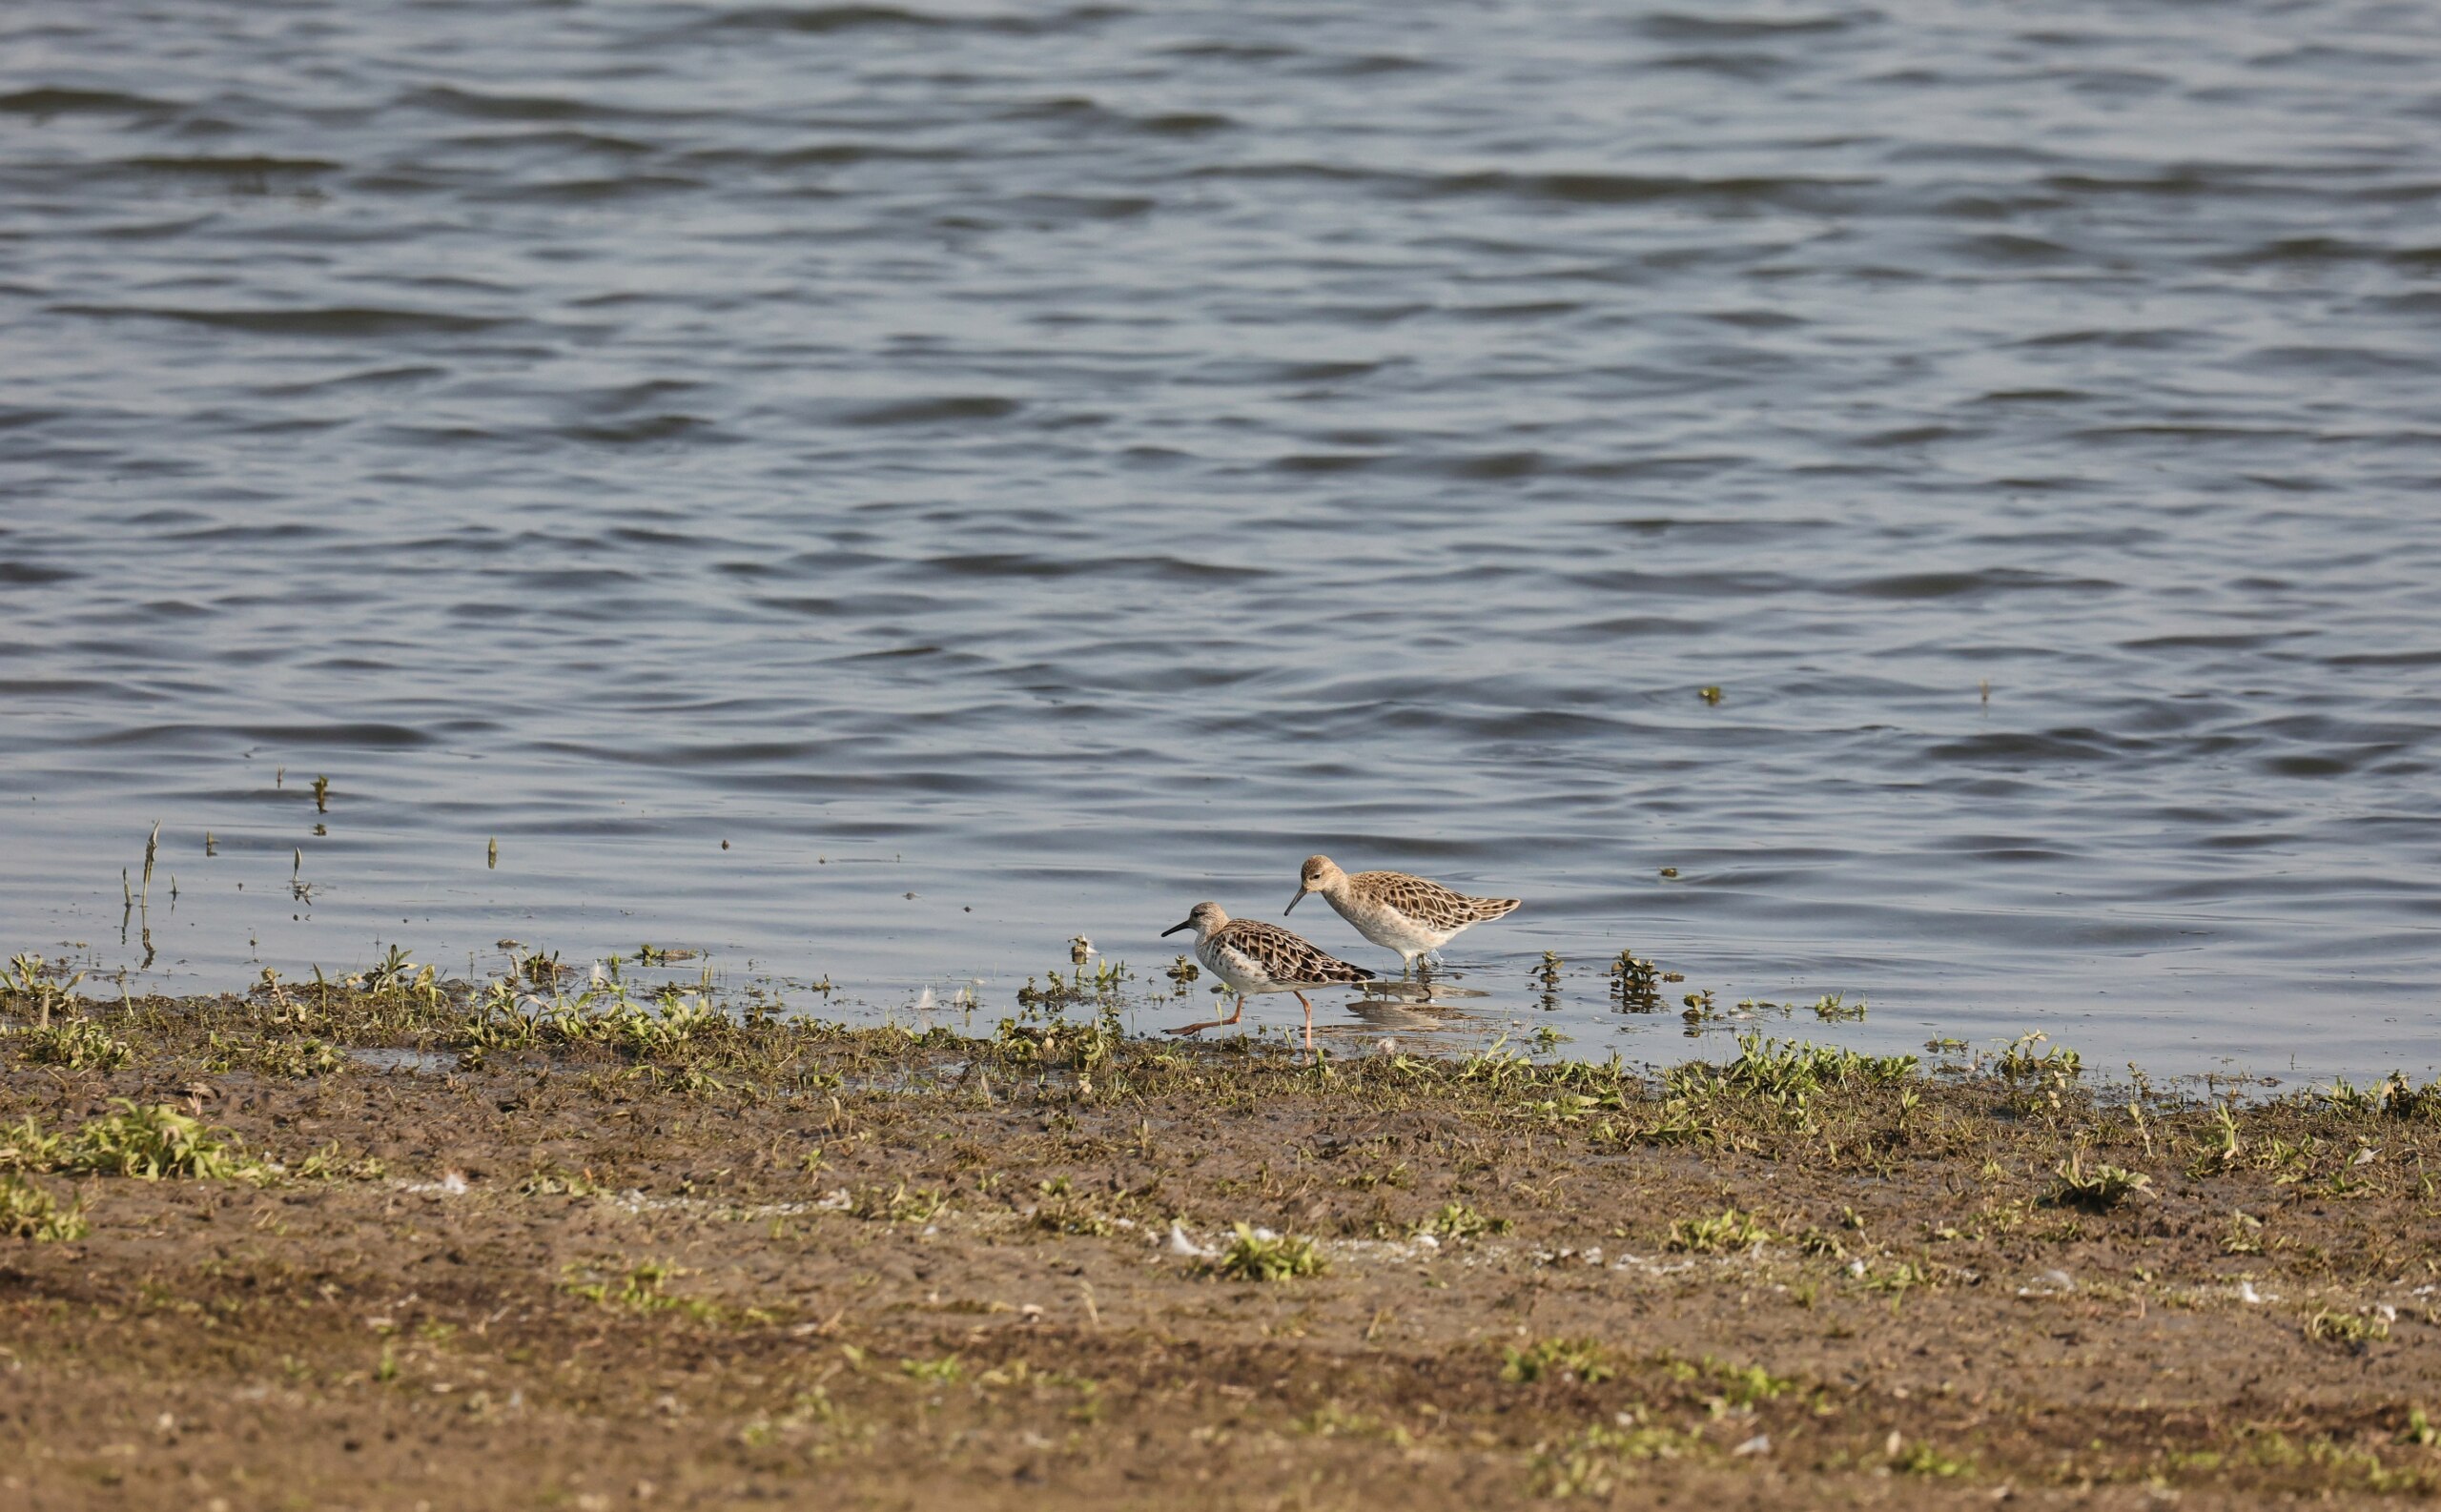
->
[3,0,2438,1079]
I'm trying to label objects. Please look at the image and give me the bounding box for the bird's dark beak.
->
[1282,889,1306,916]
[1160,918,1193,937]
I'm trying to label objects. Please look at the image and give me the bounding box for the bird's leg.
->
[1295,991,1314,1051]
[1166,993,1250,1039]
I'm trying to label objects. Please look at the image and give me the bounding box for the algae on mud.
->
[3,961,2441,1508]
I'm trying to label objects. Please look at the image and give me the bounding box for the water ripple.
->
[2,0,2438,1080]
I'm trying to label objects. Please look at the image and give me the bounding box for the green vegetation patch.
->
[1208,1222,1325,1281]
[0,1174,89,1242]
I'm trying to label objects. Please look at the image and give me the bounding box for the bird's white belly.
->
[1199,939,1286,994]
[1330,893,1450,954]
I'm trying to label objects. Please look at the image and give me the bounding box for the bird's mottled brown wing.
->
[1463,893,1521,925]
[1217,919,1376,984]
[1356,871,1520,931]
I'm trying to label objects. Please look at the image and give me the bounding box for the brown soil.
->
[4,980,2440,1509]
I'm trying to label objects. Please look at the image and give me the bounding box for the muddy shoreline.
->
[4,971,2439,1508]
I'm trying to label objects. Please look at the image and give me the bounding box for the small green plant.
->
[1856,1258,1935,1297]
[0,1116,65,1173]
[1534,1420,1702,1497]
[2376,1073,2441,1121]
[1993,1032,2082,1111]
[14,1015,132,1071]
[1500,1336,1613,1385]
[1032,1177,1117,1236]
[2042,1151,2150,1212]
[0,953,86,1030]
[2308,1309,2390,1349]
[1713,1359,1795,1405]
[2189,1100,2243,1176]
[63,1102,265,1181]
[520,1164,600,1197]
[1667,1207,1774,1254]
[204,1033,348,1078]
[1679,1034,1916,1102]
[295,1142,386,1182]
[562,1258,718,1319]
[851,1182,947,1224]
[358,945,421,994]
[1208,1223,1325,1281]
[1609,949,1663,1011]
[1015,956,1130,1012]
[2400,1408,2439,1447]
[0,1175,88,1242]
[899,1354,964,1384]
[1413,1202,1511,1240]
[1891,1440,1973,1477]
[1338,1160,1409,1191]
[1811,992,1866,1022]
[1293,1400,1385,1439]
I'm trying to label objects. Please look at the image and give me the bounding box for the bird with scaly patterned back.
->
[1285,855,1520,976]
[1160,901,1374,1048]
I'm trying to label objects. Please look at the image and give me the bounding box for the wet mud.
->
[4,977,2439,1508]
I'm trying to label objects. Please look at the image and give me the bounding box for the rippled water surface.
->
[6,0,2440,1076]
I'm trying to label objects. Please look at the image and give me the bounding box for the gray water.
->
[4,0,2439,1080]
